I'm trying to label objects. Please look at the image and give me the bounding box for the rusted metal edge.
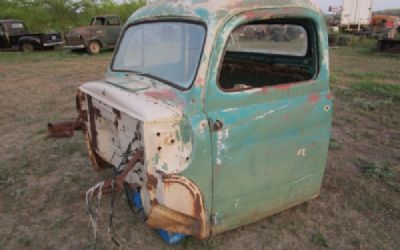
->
[46,114,82,139]
[147,203,200,236]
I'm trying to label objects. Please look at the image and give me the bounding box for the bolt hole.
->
[186,157,190,161]
[158,146,162,151]
[156,132,161,137]
[170,139,175,144]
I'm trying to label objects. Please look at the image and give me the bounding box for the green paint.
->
[107,0,331,238]
[161,163,169,171]
[154,153,160,165]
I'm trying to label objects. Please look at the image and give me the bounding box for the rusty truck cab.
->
[75,0,332,239]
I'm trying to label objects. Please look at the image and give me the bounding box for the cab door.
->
[0,23,9,48]
[205,11,332,235]
[105,16,122,47]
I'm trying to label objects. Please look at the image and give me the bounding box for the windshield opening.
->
[111,21,206,90]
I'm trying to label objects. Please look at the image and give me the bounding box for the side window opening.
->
[108,17,120,26]
[218,20,317,91]
[92,18,106,26]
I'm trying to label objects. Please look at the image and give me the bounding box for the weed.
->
[0,167,10,184]
[35,128,47,135]
[329,138,340,150]
[346,71,383,81]
[352,81,400,101]
[330,74,340,85]
[16,237,31,247]
[353,97,393,111]
[360,161,399,192]
[53,141,83,156]
[310,232,328,248]
[182,237,215,250]
[50,215,73,230]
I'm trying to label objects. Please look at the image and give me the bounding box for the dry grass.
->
[0,46,399,250]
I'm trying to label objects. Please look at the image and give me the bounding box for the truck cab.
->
[0,20,63,51]
[74,0,332,239]
[65,15,122,54]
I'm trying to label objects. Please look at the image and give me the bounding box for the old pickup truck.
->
[64,15,122,54]
[49,0,332,243]
[0,19,63,52]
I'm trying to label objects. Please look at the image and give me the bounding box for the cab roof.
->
[130,0,321,25]
[0,19,23,23]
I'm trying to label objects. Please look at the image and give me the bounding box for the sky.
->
[313,0,399,12]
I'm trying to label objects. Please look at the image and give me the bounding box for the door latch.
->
[212,120,224,131]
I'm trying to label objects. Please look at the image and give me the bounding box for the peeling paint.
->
[67,0,332,241]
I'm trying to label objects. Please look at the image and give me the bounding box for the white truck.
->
[340,0,373,31]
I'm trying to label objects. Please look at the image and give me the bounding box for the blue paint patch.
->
[158,229,187,244]
[133,191,143,210]
[131,190,186,244]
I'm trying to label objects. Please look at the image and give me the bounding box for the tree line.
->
[0,0,146,34]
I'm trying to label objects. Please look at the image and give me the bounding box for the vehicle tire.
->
[21,42,34,52]
[87,41,101,55]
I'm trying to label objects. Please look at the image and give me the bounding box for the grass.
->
[310,232,328,248]
[16,237,31,247]
[329,138,340,151]
[359,160,399,192]
[353,97,393,110]
[0,46,400,249]
[351,81,400,101]
[0,49,113,63]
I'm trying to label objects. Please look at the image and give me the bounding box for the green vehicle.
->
[52,0,332,240]
[64,15,122,54]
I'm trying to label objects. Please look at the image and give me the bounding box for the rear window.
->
[108,17,120,26]
[11,23,24,29]
[219,21,317,91]
[227,24,308,57]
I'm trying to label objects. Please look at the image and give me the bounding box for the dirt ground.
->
[0,46,399,250]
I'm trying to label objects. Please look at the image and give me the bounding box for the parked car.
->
[0,19,63,52]
[49,0,332,242]
[64,15,122,54]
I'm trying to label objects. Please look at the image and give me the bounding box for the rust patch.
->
[193,193,203,222]
[195,77,205,86]
[147,174,159,190]
[309,93,321,104]
[46,114,82,139]
[87,95,98,150]
[144,89,176,100]
[261,86,269,94]
[159,175,208,239]
[273,83,292,90]
[245,11,257,20]
[147,204,199,236]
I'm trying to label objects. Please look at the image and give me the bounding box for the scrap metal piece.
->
[377,39,400,54]
[147,204,199,235]
[46,115,82,138]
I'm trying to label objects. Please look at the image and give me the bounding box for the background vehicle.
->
[327,0,373,32]
[64,15,122,54]
[0,19,63,52]
[371,15,400,39]
[340,0,373,31]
